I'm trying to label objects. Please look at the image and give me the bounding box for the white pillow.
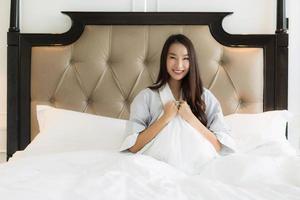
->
[22,105,143,156]
[224,110,296,154]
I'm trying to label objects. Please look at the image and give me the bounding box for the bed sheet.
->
[0,149,299,200]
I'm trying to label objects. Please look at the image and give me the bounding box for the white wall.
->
[0,0,10,152]
[287,0,300,149]
[0,0,299,152]
[20,0,277,34]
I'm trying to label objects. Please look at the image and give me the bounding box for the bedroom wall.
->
[287,0,300,149]
[0,0,299,152]
[0,0,10,152]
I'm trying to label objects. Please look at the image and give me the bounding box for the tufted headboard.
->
[30,25,264,138]
[7,12,288,158]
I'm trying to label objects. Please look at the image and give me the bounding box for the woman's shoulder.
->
[202,87,215,99]
[136,87,158,97]
[202,88,219,105]
[132,87,159,103]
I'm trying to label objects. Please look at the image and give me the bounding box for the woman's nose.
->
[175,60,184,69]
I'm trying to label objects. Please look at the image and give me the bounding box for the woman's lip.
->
[173,70,184,73]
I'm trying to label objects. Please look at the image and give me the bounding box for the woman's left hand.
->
[178,101,196,123]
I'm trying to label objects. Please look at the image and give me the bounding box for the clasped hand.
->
[163,100,195,123]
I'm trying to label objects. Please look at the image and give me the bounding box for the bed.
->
[3,0,299,199]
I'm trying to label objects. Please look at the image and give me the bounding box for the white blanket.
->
[140,84,217,174]
[0,150,300,200]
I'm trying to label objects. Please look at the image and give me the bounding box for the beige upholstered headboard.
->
[8,12,288,158]
[31,25,263,139]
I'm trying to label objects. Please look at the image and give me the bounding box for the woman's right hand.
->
[162,101,178,123]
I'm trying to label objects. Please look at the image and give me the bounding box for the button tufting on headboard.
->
[49,97,56,104]
[87,98,93,104]
[218,59,226,66]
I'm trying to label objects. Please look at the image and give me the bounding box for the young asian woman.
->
[120,34,236,172]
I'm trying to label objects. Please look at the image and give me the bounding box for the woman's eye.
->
[184,57,189,60]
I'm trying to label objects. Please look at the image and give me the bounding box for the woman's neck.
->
[168,79,181,100]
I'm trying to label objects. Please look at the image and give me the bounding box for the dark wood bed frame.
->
[6,0,289,159]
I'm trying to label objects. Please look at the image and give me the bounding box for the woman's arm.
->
[187,116,222,152]
[178,101,222,152]
[129,115,169,153]
[129,101,178,153]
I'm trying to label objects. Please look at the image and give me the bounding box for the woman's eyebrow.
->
[168,53,189,56]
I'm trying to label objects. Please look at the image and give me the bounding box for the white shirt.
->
[120,87,237,155]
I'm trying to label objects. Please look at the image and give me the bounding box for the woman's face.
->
[166,43,190,82]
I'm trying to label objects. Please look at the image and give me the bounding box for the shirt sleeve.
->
[204,89,237,155]
[119,89,151,151]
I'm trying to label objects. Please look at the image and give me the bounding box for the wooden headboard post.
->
[6,1,289,159]
[275,0,288,110]
[7,0,20,159]
[276,0,289,138]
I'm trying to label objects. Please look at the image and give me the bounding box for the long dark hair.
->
[149,34,208,126]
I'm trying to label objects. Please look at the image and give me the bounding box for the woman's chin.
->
[170,76,185,81]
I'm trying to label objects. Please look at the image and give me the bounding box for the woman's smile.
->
[173,69,185,74]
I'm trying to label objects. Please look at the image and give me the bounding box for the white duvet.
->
[1,149,300,200]
[139,83,218,174]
